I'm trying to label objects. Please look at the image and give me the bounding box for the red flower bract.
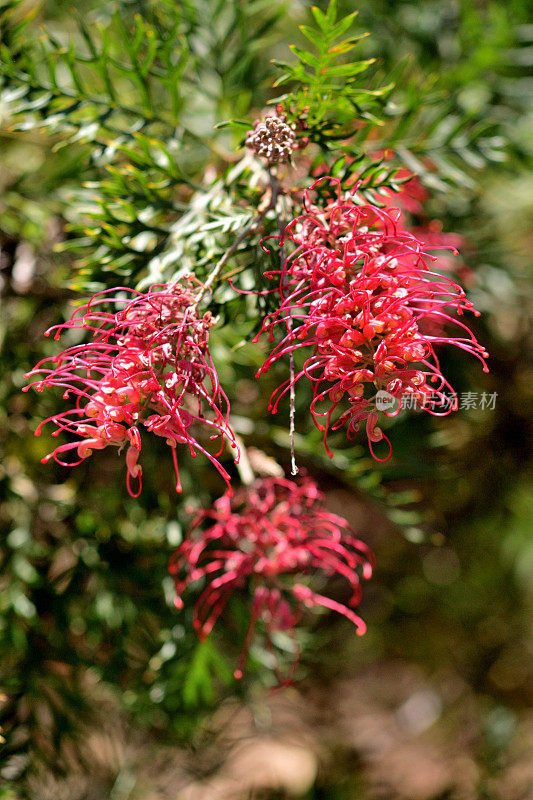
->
[256,178,489,460]
[24,280,238,496]
[169,476,373,682]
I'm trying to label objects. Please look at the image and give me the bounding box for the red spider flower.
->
[256,178,488,460]
[24,280,238,496]
[169,476,373,682]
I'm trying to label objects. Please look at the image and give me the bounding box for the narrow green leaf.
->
[183,640,214,708]
[310,5,330,34]
[289,44,320,68]
[326,0,338,24]
[299,24,325,52]
[131,13,145,53]
[331,11,359,38]
[214,118,251,129]
[328,33,369,55]
[140,30,158,78]
[325,58,375,78]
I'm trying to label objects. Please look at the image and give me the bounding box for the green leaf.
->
[182,638,232,708]
[310,5,330,34]
[275,5,388,140]
[214,118,251,129]
[299,24,325,52]
[325,58,375,78]
[328,33,369,55]
[326,0,338,24]
[331,11,360,39]
[289,44,321,68]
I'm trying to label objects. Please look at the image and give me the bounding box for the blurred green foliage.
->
[0,0,532,797]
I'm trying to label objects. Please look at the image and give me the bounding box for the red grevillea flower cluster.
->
[24,280,237,496]
[256,178,489,460]
[170,476,373,681]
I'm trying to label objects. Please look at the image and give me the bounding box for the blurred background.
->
[0,0,532,797]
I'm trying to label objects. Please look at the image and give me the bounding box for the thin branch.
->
[194,198,272,307]
[272,172,298,476]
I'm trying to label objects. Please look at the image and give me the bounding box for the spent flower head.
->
[246,111,297,165]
